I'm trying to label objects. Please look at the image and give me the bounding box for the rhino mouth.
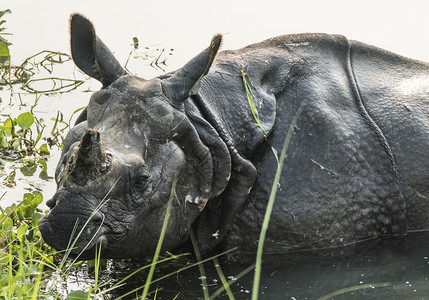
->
[40,218,128,259]
[39,207,128,259]
[39,216,100,250]
[39,186,132,259]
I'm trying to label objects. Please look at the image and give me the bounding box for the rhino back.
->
[350,41,429,231]
[212,34,407,252]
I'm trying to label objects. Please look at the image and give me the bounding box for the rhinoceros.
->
[38,13,429,259]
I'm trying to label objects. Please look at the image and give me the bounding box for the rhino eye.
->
[134,169,150,192]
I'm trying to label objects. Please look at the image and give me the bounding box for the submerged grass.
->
[189,227,210,300]
[319,282,392,300]
[212,257,236,300]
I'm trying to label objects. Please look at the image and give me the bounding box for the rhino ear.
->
[70,13,127,87]
[162,34,222,104]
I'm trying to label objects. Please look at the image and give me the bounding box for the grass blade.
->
[241,69,267,137]
[140,175,177,299]
[210,263,255,300]
[189,227,210,300]
[251,103,304,300]
[212,257,235,300]
[114,248,237,299]
[319,282,391,300]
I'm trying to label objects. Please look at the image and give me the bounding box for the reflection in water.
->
[64,232,429,299]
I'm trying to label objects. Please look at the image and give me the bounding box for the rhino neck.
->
[186,94,257,253]
[195,55,278,157]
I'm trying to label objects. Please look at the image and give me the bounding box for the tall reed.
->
[252,104,304,300]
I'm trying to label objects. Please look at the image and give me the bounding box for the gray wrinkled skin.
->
[39,13,429,259]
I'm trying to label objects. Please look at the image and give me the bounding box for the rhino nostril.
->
[46,198,56,209]
[92,212,104,225]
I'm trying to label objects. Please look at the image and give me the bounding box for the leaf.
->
[133,37,139,49]
[12,136,21,149]
[1,217,13,229]
[24,205,35,218]
[20,163,38,176]
[31,191,43,207]
[3,118,12,136]
[34,123,44,147]
[68,106,86,125]
[0,137,7,148]
[27,265,41,276]
[38,157,48,171]
[0,40,9,57]
[17,224,27,242]
[32,212,43,227]
[66,290,90,300]
[23,192,34,205]
[38,144,50,155]
[17,112,34,131]
[39,170,51,180]
[0,9,11,19]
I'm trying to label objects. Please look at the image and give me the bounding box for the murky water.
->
[60,232,429,299]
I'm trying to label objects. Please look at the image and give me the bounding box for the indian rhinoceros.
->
[38,13,429,259]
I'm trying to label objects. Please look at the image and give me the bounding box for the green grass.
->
[190,227,210,300]
[252,103,304,300]
[0,192,59,299]
[240,68,268,138]
[140,175,177,299]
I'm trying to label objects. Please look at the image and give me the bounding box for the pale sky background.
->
[3,0,429,72]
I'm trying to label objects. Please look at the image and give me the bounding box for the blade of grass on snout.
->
[65,177,120,263]
[140,175,178,299]
[46,176,120,285]
[252,103,304,300]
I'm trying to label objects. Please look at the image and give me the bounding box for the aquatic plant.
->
[0,9,11,68]
[0,191,57,299]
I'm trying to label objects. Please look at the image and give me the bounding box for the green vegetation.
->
[0,191,54,299]
[0,9,11,68]
[240,67,268,138]
[251,103,304,300]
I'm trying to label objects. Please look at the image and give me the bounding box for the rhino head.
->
[38,14,230,258]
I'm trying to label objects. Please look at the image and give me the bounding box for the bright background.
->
[3,0,429,70]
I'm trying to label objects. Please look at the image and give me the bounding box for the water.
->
[64,232,429,299]
[3,1,429,299]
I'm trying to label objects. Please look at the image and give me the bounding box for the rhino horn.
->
[162,34,222,104]
[70,13,127,87]
[76,129,103,163]
[68,129,108,185]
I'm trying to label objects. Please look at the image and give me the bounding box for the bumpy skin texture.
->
[39,14,429,259]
